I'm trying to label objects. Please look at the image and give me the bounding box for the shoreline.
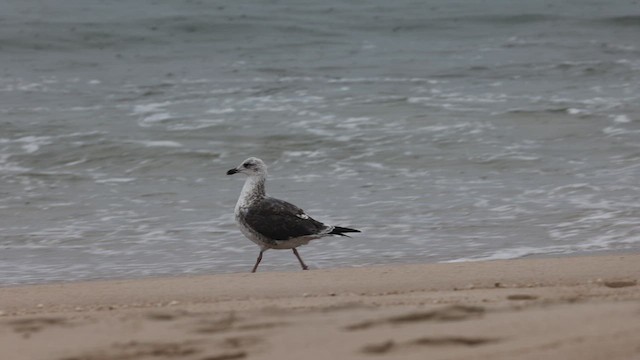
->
[4,247,637,288]
[2,253,639,359]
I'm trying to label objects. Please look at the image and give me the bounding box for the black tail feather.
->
[329,226,361,237]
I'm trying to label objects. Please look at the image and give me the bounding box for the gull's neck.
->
[236,174,266,211]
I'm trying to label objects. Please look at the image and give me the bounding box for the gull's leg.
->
[292,248,309,270]
[252,250,264,273]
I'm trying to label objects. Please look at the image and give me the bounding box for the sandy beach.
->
[1,254,639,360]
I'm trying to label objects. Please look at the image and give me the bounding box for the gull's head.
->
[226,157,267,177]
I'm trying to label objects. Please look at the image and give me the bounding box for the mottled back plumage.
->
[243,197,328,241]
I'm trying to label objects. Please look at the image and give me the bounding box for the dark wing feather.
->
[244,197,328,240]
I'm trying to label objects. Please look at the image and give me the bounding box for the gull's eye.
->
[243,163,252,168]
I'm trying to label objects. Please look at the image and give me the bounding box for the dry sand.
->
[1,254,639,360]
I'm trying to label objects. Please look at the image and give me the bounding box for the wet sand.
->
[1,254,639,360]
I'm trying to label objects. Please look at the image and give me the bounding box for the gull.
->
[227,157,360,272]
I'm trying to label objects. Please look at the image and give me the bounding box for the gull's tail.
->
[329,226,361,237]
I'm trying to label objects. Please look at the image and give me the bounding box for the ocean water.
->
[1,0,639,284]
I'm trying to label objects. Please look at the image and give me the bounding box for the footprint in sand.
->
[345,305,485,331]
[200,352,247,360]
[361,336,500,355]
[58,341,201,360]
[6,317,70,336]
[145,310,190,321]
[59,339,253,360]
[603,279,637,288]
[193,313,287,334]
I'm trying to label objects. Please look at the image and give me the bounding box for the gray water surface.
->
[1,0,639,284]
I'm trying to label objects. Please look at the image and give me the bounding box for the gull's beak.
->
[227,168,239,175]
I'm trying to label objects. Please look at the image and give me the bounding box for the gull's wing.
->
[243,197,328,240]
